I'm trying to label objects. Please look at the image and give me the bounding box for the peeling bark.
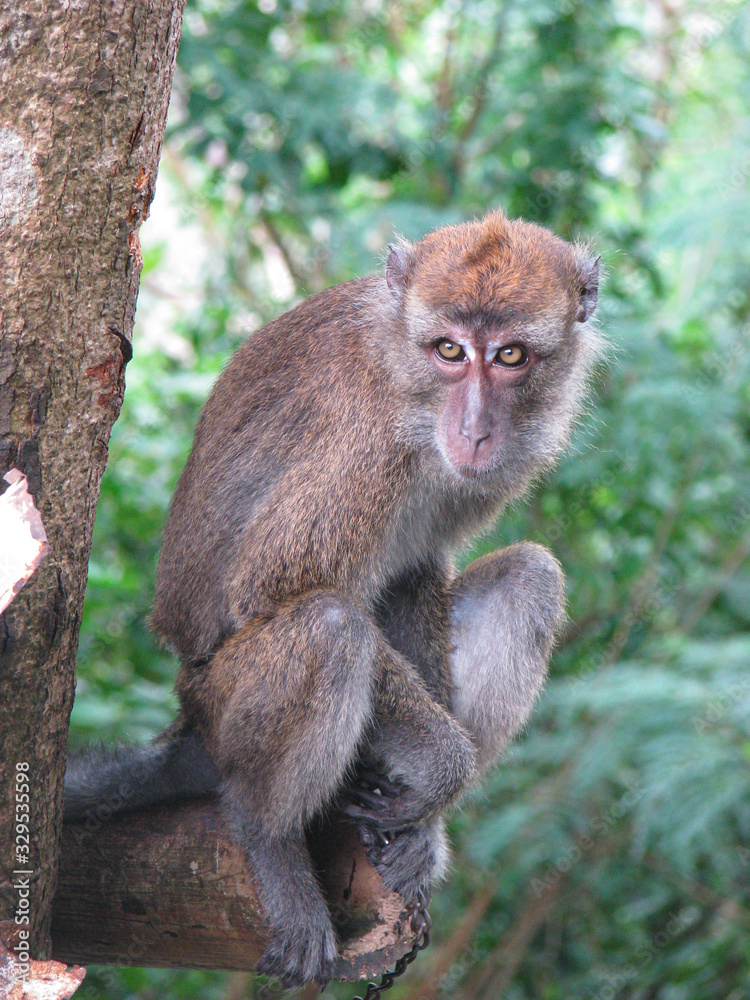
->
[0,0,186,956]
[1,940,85,1000]
[0,470,50,614]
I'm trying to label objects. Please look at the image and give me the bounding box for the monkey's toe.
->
[256,918,338,987]
[343,785,393,811]
[357,824,393,859]
[369,825,438,903]
[341,795,395,827]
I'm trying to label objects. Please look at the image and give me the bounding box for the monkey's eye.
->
[436,340,466,362]
[494,344,528,367]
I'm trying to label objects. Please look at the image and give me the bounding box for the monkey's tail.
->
[63,722,220,823]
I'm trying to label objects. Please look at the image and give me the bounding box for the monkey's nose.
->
[459,425,491,451]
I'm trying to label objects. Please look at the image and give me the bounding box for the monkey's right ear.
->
[386,242,414,295]
[577,253,601,322]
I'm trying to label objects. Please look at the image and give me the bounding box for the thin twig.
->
[678,534,750,634]
[435,23,456,113]
[298,983,323,1000]
[222,972,252,1000]
[450,8,508,182]
[258,208,308,291]
[602,501,680,666]
[459,878,563,1000]
[642,854,750,929]
[600,456,703,667]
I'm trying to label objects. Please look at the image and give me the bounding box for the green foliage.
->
[71,0,750,997]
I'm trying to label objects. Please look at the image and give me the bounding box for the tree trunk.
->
[0,0,185,957]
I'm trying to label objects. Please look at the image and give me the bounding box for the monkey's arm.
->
[373,561,454,705]
[337,651,472,904]
[340,543,562,903]
[342,649,477,830]
[449,542,565,772]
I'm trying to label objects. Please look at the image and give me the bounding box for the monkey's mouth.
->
[455,465,482,479]
[449,459,496,481]
[438,443,496,480]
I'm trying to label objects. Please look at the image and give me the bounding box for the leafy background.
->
[68,1,750,997]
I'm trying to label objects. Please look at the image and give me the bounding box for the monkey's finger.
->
[355,769,403,798]
[341,787,392,811]
[358,825,377,848]
[357,825,394,873]
[340,800,389,825]
[340,799,408,829]
[368,828,392,847]
[358,824,393,845]
[341,787,431,829]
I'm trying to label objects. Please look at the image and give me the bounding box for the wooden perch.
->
[51,798,417,982]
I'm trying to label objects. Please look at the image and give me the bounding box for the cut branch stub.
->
[51,798,417,982]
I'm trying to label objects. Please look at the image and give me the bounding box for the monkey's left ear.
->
[577,253,601,322]
[386,242,414,295]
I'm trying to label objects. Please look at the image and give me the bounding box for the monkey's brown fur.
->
[408,212,581,319]
[66,209,602,988]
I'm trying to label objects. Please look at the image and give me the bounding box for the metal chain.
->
[352,888,432,1000]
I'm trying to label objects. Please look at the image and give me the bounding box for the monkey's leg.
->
[343,557,475,832]
[373,561,454,704]
[342,565,467,898]
[345,544,563,896]
[207,591,376,987]
[339,653,468,901]
[450,542,565,773]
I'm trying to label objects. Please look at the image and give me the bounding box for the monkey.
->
[65,209,602,987]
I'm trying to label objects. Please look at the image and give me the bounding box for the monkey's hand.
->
[338,767,434,830]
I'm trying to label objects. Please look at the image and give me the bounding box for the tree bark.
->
[52,801,418,982]
[0,0,185,957]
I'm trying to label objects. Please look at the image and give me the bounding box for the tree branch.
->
[51,799,419,982]
[450,9,508,183]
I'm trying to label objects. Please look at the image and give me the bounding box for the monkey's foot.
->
[359,824,438,903]
[256,913,338,988]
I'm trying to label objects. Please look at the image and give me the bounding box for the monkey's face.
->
[429,327,541,475]
[404,310,597,490]
[384,212,602,496]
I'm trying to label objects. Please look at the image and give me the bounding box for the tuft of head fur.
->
[405,210,584,324]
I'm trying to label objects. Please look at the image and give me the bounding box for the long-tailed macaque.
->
[65,210,602,986]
